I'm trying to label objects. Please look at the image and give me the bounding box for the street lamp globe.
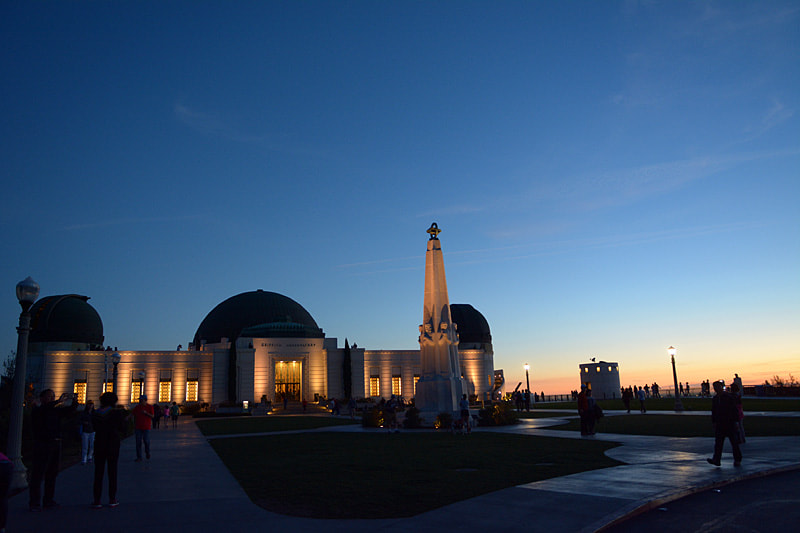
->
[112,352,122,366]
[669,345,684,412]
[16,276,40,310]
[524,363,530,372]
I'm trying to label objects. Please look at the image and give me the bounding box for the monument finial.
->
[427,222,441,240]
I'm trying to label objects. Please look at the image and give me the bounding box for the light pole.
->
[139,370,146,400]
[104,352,109,393]
[524,363,530,394]
[669,346,684,412]
[111,352,121,398]
[8,276,40,490]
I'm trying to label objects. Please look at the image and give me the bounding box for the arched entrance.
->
[275,360,302,401]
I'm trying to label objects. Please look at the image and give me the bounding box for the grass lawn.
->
[549,414,800,437]
[210,432,621,518]
[196,415,358,436]
[533,397,800,412]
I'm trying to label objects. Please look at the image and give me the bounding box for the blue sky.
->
[2,1,798,393]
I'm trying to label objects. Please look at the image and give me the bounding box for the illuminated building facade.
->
[578,361,621,399]
[26,292,495,407]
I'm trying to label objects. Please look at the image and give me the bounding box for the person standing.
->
[132,395,154,461]
[707,380,743,466]
[577,385,590,436]
[637,386,647,413]
[79,400,96,465]
[29,390,77,511]
[92,392,128,508]
[459,394,471,434]
[169,402,180,428]
[585,389,597,435]
[0,451,12,531]
[152,403,161,430]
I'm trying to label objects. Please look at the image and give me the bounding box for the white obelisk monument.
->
[416,223,465,425]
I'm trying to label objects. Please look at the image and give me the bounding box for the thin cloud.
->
[338,221,769,273]
[61,214,203,231]
[415,204,486,218]
[174,103,266,144]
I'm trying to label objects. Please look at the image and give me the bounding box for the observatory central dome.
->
[193,290,323,347]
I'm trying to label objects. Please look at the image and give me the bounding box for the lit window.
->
[369,376,380,397]
[159,381,172,403]
[596,367,600,372]
[414,375,420,395]
[584,368,588,372]
[186,379,198,402]
[608,366,612,372]
[131,380,142,404]
[392,376,402,396]
[102,380,113,393]
[73,381,87,404]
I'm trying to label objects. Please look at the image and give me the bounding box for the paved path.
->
[8,411,800,533]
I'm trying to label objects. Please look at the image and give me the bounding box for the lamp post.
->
[104,352,109,393]
[111,352,121,398]
[524,363,530,394]
[8,276,40,490]
[139,370,146,400]
[669,346,684,412]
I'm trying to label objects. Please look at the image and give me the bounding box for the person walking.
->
[707,380,743,466]
[79,400,96,465]
[91,392,128,508]
[622,387,633,413]
[132,395,154,461]
[29,390,78,511]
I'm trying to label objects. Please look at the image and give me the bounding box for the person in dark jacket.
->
[29,389,77,511]
[707,380,743,466]
[92,392,129,508]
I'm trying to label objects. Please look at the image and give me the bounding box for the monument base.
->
[415,374,464,427]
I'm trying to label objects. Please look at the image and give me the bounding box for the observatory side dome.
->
[29,294,104,346]
[450,304,491,345]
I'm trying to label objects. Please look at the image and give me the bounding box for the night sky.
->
[2,2,798,393]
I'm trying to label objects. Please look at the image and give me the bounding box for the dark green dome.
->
[193,290,323,347]
[29,294,104,346]
[450,304,491,344]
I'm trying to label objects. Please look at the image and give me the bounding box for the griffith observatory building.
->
[25,229,496,408]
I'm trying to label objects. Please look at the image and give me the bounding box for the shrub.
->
[478,401,520,426]
[362,407,384,428]
[434,412,452,429]
[403,407,422,429]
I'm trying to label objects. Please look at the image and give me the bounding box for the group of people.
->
[620,386,648,413]
[512,389,545,411]
[25,389,181,517]
[152,401,181,430]
[27,389,127,513]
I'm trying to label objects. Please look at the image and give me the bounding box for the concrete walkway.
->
[8,411,800,533]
